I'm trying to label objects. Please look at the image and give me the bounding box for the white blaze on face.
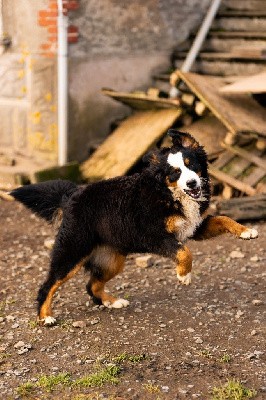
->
[167,152,200,191]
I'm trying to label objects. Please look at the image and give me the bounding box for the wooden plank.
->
[80,109,182,181]
[102,89,180,110]
[208,166,256,195]
[176,71,266,137]
[212,151,235,169]
[222,144,266,170]
[217,194,266,221]
[178,115,226,158]
[176,51,266,61]
[220,72,266,94]
[209,31,266,39]
[242,166,266,187]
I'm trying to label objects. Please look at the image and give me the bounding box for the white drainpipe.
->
[57,0,68,166]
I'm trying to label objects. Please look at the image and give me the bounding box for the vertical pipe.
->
[57,0,68,166]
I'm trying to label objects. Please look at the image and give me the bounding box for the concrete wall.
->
[0,0,210,163]
[68,0,210,161]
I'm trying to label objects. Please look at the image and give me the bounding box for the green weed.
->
[37,372,71,392]
[16,382,34,397]
[212,379,257,400]
[73,365,121,388]
[220,353,231,363]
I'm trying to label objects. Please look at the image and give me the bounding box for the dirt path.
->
[0,201,265,399]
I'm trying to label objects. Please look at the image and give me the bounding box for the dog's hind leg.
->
[193,216,258,240]
[85,246,129,309]
[37,258,85,326]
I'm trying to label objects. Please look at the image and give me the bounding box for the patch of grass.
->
[199,349,212,358]
[73,365,121,388]
[212,379,257,400]
[220,353,231,363]
[73,394,117,400]
[16,382,35,397]
[112,352,146,364]
[37,372,71,392]
[28,319,38,329]
[143,383,161,393]
[0,298,16,317]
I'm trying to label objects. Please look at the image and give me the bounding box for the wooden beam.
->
[222,144,266,171]
[209,166,256,196]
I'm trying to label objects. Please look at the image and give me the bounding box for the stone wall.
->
[0,0,211,163]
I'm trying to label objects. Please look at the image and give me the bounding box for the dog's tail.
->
[10,180,78,223]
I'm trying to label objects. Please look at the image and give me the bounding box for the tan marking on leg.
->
[176,246,192,285]
[39,259,86,321]
[89,247,126,306]
[197,216,254,240]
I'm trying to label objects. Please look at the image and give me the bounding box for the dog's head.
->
[143,130,209,201]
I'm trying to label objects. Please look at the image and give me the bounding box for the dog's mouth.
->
[184,187,201,200]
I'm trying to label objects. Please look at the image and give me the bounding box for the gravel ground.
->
[0,200,265,399]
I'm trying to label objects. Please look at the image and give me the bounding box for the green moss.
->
[212,379,257,400]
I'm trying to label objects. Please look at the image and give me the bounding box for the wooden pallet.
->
[176,71,266,138]
[81,109,182,182]
[210,139,266,196]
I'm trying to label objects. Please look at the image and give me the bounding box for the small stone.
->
[0,317,4,323]
[187,327,195,333]
[14,341,25,348]
[195,338,203,344]
[44,239,55,249]
[90,318,100,325]
[252,299,263,306]
[251,330,257,336]
[135,255,154,268]
[6,315,15,322]
[250,255,259,262]
[235,310,244,319]
[230,250,244,259]
[72,320,86,328]
[11,323,19,329]
[162,386,169,393]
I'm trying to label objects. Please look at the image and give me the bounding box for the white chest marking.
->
[169,189,202,242]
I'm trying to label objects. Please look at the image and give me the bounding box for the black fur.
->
[12,130,211,317]
[10,180,78,222]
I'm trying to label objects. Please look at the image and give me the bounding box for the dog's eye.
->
[168,171,181,182]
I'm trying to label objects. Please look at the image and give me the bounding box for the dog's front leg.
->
[175,245,193,285]
[193,216,258,241]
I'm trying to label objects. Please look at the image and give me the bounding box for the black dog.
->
[11,130,258,325]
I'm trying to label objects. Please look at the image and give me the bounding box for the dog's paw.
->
[41,316,57,326]
[177,272,191,285]
[103,298,130,309]
[240,228,258,240]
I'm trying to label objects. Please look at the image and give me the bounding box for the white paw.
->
[103,298,130,309]
[240,228,258,240]
[177,272,191,285]
[43,316,57,326]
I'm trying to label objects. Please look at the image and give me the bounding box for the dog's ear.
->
[143,150,160,165]
[168,129,199,149]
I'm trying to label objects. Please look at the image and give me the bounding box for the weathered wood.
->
[217,194,266,221]
[209,166,256,196]
[222,144,266,171]
[102,89,181,110]
[81,109,182,182]
[220,72,266,94]
[176,71,266,137]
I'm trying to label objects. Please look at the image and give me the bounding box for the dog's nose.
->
[186,179,197,189]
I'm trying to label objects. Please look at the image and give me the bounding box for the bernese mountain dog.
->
[11,130,258,325]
